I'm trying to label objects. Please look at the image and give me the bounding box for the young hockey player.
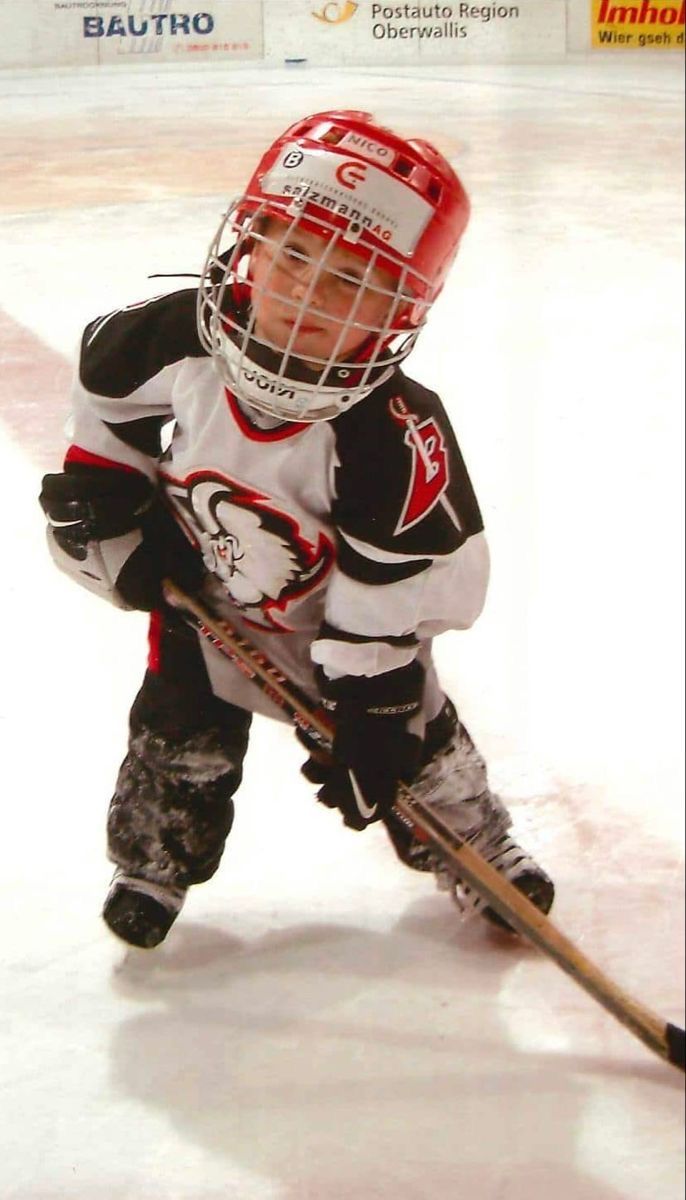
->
[40,111,554,949]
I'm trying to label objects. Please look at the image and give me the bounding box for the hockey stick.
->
[163,579,685,1073]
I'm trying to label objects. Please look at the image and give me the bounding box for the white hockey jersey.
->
[66,288,489,722]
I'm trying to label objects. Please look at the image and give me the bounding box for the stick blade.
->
[666,1023,685,1072]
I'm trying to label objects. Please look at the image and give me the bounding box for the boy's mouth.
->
[283,319,324,334]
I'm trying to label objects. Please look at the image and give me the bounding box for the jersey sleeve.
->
[311,372,490,678]
[66,288,205,475]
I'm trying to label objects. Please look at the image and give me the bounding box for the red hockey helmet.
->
[198,111,470,421]
[240,110,470,302]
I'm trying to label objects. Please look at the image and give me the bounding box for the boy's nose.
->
[290,264,326,303]
[291,278,316,302]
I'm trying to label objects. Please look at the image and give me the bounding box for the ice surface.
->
[0,57,683,1200]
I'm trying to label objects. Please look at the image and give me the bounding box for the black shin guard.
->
[106,615,252,892]
[107,721,247,889]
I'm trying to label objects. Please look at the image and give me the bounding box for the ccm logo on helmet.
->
[335,161,368,190]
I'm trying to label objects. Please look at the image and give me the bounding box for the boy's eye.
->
[337,269,365,286]
[271,239,371,291]
[281,243,308,264]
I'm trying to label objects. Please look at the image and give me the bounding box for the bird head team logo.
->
[162,471,334,631]
[389,395,453,534]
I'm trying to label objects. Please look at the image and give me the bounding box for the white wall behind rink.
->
[0,0,592,71]
[264,0,566,64]
[0,0,263,68]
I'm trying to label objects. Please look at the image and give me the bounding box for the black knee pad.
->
[108,719,249,888]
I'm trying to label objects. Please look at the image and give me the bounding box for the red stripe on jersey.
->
[64,445,142,473]
[147,610,164,674]
[225,389,308,442]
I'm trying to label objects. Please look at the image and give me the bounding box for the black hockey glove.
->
[40,466,205,611]
[298,661,425,830]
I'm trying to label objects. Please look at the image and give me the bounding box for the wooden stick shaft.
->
[394,789,674,1062]
[164,581,684,1072]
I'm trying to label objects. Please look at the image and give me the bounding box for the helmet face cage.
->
[197,112,469,423]
[198,199,426,422]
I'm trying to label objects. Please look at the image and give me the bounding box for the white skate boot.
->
[384,701,555,931]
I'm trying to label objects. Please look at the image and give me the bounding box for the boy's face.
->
[249,220,397,369]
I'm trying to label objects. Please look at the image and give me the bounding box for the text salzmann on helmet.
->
[281,184,395,244]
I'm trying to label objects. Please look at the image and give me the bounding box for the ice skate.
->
[102,870,186,949]
[430,813,555,931]
[384,702,555,933]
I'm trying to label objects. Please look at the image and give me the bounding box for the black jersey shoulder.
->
[80,288,206,399]
[331,370,484,568]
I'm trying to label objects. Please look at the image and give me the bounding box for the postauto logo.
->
[312,2,359,24]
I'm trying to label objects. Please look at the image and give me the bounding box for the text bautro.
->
[83,12,215,38]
